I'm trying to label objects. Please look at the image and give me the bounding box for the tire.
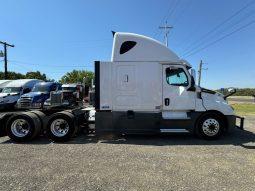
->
[60,111,80,135]
[28,110,48,134]
[0,114,12,137]
[6,112,42,142]
[46,112,77,142]
[196,113,225,140]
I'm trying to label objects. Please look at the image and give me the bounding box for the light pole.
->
[159,21,173,47]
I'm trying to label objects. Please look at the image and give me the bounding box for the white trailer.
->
[0,32,244,142]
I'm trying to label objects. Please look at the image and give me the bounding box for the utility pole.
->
[197,60,208,86]
[0,41,15,79]
[159,21,173,47]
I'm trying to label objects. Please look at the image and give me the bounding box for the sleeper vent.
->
[120,41,137,54]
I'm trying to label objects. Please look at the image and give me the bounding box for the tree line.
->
[0,71,52,81]
[217,88,255,96]
[0,70,94,87]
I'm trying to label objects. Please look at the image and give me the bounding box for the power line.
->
[182,7,255,57]
[184,18,255,58]
[154,0,179,39]
[9,60,94,68]
[172,0,193,26]
[165,0,181,24]
[180,0,255,55]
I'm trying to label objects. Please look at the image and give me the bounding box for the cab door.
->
[162,64,196,111]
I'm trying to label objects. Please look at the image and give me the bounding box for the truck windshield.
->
[2,87,22,93]
[32,86,51,93]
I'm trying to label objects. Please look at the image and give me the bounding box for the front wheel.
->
[196,113,225,140]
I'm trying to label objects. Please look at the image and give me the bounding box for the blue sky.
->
[0,0,255,89]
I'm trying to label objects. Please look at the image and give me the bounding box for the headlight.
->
[44,99,51,106]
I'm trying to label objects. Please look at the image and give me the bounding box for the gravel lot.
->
[0,117,254,191]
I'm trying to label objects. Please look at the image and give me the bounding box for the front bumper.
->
[235,115,245,130]
[0,103,15,110]
[18,102,43,109]
[226,115,244,131]
[226,115,245,132]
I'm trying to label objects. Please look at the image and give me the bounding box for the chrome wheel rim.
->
[50,119,69,137]
[11,119,30,137]
[202,118,220,136]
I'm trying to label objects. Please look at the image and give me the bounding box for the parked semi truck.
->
[61,83,84,105]
[0,79,42,110]
[0,80,12,92]
[17,82,62,109]
[43,83,84,107]
[0,32,244,142]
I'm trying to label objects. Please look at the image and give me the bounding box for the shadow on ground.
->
[1,128,255,149]
[101,129,255,149]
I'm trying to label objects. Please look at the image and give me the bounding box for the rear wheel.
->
[51,119,70,137]
[28,110,48,134]
[46,112,77,142]
[6,112,42,142]
[196,113,225,140]
[0,114,12,137]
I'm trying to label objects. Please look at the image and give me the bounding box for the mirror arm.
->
[224,89,236,99]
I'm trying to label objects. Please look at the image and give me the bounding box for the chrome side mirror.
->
[227,87,236,93]
[224,87,236,99]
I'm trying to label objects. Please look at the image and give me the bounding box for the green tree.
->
[0,71,25,79]
[59,70,94,87]
[216,88,255,96]
[25,71,47,81]
[0,71,54,81]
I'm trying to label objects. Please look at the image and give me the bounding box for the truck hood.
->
[200,87,224,98]
[0,93,20,104]
[21,92,50,102]
[22,92,46,97]
[0,92,20,98]
[200,88,234,115]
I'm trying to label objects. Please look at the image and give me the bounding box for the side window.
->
[50,85,57,91]
[119,41,137,54]
[166,67,188,87]
[58,85,62,90]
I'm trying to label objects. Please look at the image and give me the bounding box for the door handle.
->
[165,98,170,106]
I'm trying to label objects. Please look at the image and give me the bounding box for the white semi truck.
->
[0,32,244,142]
[94,32,242,140]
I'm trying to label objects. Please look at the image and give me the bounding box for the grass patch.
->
[229,96,254,99]
[229,102,255,116]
